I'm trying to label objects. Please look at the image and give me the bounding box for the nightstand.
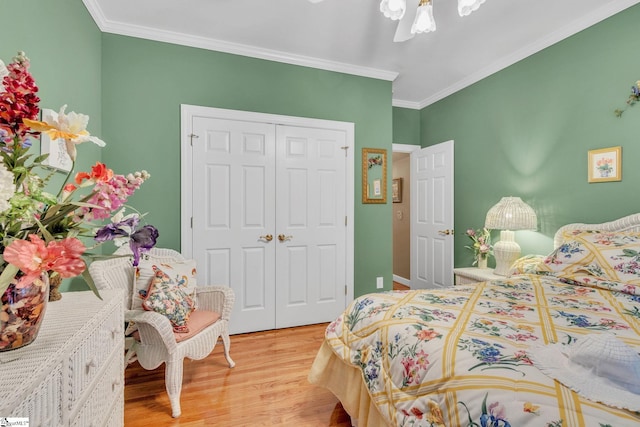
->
[453,267,502,285]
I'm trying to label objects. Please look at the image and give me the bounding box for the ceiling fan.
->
[308,0,487,42]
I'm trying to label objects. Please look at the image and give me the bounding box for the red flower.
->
[0,52,40,144]
[410,407,424,419]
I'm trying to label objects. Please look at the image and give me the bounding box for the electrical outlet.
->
[376,276,384,289]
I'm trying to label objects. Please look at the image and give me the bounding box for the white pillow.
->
[131,255,198,310]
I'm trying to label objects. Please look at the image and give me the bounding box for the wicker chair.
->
[89,248,235,418]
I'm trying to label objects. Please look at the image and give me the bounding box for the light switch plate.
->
[376,276,383,289]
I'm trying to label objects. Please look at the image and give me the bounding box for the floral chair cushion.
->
[535,230,640,285]
[132,255,198,310]
[142,266,196,333]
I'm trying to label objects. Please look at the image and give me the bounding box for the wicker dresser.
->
[0,289,124,427]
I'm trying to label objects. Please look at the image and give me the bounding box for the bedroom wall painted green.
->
[2,0,102,291]
[393,107,421,145]
[100,34,393,297]
[420,4,640,268]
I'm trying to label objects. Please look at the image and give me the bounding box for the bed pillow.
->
[536,230,640,285]
[132,255,198,310]
[507,254,547,277]
[142,266,196,333]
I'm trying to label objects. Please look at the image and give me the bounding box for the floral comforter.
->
[324,274,640,426]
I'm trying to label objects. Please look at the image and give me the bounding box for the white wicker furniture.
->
[0,289,124,427]
[88,248,235,418]
[453,267,502,285]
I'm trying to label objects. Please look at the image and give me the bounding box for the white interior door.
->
[275,125,347,328]
[410,140,454,289]
[191,117,277,334]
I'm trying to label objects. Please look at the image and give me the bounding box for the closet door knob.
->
[278,234,293,242]
[259,234,273,242]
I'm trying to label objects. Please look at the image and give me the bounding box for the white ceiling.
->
[84,0,640,109]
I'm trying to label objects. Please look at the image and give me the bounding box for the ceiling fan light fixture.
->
[380,0,406,21]
[458,0,486,17]
[411,0,436,34]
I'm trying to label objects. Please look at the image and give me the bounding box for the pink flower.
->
[75,170,150,222]
[3,234,86,286]
[488,401,507,420]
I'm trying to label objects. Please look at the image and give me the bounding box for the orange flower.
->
[75,162,114,185]
[523,402,540,414]
[417,329,440,340]
[427,401,445,424]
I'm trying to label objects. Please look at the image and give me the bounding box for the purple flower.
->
[94,214,159,266]
[129,225,159,266]
[94,215,140,241]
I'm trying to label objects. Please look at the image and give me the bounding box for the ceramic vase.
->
[477,255,488,269]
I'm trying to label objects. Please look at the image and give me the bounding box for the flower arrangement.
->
[368,155,383,168]
[614,80,640,117]
[465,227,493,265]
[596,156,613,177]
[0,51,158,298]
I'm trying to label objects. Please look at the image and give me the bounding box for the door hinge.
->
[345,216,347,226]
[341,145,349,157]
[189,133,199,146]
[190,217,193,228]
[345,285,347,295]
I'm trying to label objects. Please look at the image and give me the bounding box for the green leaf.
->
[0,264,19,296]
[81,269,103,300]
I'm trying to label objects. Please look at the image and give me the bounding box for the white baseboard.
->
[393,274,410,287]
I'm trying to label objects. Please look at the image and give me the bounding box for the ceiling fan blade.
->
[393,0,419,42]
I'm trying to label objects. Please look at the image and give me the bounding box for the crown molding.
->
[392,99,422,110]
[82,0,398,82]
[415,0,640,109]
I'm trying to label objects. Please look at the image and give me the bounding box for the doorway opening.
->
[392,144,419,289]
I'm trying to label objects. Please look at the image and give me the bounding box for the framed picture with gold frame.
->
[588,146,621,183]
[362,148,387,204]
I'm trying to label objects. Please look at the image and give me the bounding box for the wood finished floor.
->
[124,282,408,426]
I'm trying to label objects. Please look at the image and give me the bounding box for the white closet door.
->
[275,125,347,328]
[190,115,348,334]
[192,117,276,334]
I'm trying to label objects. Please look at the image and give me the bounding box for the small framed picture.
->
[40,109,72,172]
[588,146,621,183]
[392,178,403,203]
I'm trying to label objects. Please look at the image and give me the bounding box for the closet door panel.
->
[275,126,347,329]
[192,117,276,334]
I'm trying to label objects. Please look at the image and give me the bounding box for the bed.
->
[309,213,640,426]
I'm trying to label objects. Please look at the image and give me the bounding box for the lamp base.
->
[493,230,521,276]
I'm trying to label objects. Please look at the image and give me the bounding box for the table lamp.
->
[484,196,537,276]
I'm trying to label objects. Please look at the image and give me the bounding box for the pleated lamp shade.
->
[485,197,537,231]
[484,197,537,276]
